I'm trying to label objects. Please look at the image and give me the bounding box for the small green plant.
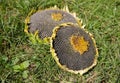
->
[13,60,29,72]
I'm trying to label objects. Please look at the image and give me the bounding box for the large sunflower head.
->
[50,23,98,75]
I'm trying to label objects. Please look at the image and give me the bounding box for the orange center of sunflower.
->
[70,35,89,55]
[51,13,63,21]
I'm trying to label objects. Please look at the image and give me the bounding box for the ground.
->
[0,0,120,83]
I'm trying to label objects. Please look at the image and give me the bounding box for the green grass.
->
[0,0,120,82]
